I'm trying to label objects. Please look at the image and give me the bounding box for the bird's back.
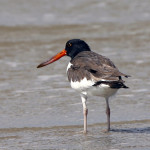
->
[67,51,129,83]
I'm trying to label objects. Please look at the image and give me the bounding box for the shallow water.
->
[0,120,150,150]
[0,0,150,149]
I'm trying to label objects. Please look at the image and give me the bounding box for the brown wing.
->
[68,51,130,82]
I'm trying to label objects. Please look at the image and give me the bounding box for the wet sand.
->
[0,120,150,150]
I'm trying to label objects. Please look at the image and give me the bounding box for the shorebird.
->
[37,39,130,133]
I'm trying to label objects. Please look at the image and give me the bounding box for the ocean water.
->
[0,0,150,149]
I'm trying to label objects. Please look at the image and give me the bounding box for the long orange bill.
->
[37,49,67,68]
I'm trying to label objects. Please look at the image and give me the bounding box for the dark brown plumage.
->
[67,51,130,88]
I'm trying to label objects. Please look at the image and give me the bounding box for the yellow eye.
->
[68,43,72,47]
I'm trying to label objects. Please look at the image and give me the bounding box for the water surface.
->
[0,0,150,149]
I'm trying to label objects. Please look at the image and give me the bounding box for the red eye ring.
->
[68,43,72,47]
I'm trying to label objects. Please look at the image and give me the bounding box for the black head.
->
[37,39,91,68]
[65,39,91,59]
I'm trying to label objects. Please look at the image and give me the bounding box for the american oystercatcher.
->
[37,39,130,133]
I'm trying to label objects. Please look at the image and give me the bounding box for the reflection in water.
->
[112,127,150,134]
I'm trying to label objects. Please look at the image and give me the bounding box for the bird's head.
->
[37,39,91,68]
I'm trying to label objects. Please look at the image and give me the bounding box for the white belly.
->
[87,84,118,98]
[70,77,94,91]
[70,78,118,98]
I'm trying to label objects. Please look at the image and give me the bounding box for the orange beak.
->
[37,49,67,68]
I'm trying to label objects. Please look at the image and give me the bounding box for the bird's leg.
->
[105,98,110,132]
[81,93,88,134]
[84,107,88,133]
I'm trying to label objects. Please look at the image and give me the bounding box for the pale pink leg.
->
[81,93,88,133]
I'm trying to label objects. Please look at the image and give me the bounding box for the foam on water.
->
[37,75,52,81]
[132,89,148,93]
[5,61,18,68]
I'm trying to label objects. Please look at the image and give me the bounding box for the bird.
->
[37,39,130,133]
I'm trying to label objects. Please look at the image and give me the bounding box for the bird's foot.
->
[76,130,88,134]
[102,129,110,133]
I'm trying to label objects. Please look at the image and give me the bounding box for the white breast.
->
[66,62,72,72]
[70,77,95,91]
